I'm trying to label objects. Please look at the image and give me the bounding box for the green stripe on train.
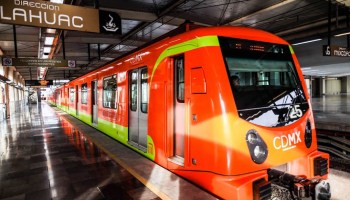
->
[150,35,220,85]
[59,108,155,160]
[289,45,295,54]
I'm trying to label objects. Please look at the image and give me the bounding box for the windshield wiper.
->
[238,102,304,112]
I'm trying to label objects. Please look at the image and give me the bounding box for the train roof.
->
[62,25,289,86]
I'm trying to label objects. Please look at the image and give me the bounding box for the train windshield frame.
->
[219,37,309,127]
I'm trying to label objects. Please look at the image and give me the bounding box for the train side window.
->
[141,68,148,113]
[130,71,138,111]
[175,56,185,102]
[81,83,88,104]
[103,75,117,109]
[69,87,74,102]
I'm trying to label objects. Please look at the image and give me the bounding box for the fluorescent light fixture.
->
[43,47,51,53]
[50,0,64,4]
[303,70,319,72]
[44,37,55,45]
[301,67,311,71]
[46,29,56,34]
[316,72,330,75]
[335,32,350,37]
[292,39,322,46]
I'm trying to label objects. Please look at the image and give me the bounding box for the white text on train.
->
[273,131,302,151]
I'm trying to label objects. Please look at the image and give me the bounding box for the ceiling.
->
[1,0,350,83]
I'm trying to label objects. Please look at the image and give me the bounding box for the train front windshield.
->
[219,37,309,127]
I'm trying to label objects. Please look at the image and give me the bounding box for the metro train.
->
[49,25,331,200]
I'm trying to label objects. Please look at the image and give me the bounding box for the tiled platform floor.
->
[312,94,350,131]
[0,103,160,200]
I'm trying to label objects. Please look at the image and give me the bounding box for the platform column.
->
[322,77,326,95]
[4,66,10,118]
[343,76,350,94]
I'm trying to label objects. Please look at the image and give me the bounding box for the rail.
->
[317,129,350,160]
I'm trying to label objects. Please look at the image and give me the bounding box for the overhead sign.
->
[25,80,53,87]
[0,0,99,32]
[2,57,76,68]
[99,10,122,34]
[323,45,350,57]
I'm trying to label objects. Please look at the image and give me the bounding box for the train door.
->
[75,85,79,116]
[66,87,69,110]
[91,80,98,125]
[128,67,148,152]
[58,90,61,106]
[173,56,185,165]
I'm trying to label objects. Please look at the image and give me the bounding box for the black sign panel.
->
[323,45,350,57]
[99,10,122,35]
[2,57,75,67]
[25,80,53,87]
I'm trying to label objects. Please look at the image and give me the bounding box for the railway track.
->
[316,129,350,173]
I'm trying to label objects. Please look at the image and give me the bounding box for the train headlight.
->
[254,146,266,159]
[246,130,268,164]
[305,119,312,148]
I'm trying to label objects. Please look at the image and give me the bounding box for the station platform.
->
[312,94,350,132]
[0,103,215,200]
[0,96,349,200]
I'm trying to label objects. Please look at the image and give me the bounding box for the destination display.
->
[0,0,99,32]
[323,45,350,57]
[25,80,53,86]
[2,57,76,68]
[221,37,288,55]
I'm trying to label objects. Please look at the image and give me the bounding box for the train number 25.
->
[289,105,302,119]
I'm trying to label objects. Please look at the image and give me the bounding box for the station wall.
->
[326,78,341,95]
[0,64,26,121]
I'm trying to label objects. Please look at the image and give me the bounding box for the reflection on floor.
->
[0,103,159,200]
[312,94,350,126]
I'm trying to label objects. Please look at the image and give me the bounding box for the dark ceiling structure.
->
[1,0,350,82]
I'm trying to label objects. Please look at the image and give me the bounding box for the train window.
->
[81,83,88,104]
[103,75,117,109]
[130,71,138,111]
[219,37,309,127]
[175,56,185,102]
[69,87,74,102]
[141,68,148,113]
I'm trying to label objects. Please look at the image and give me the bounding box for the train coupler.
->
[268,169,331,200]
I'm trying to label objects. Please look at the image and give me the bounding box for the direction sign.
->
[2,57,75,67]
[323,45,350,57]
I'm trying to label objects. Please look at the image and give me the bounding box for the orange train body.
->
[49,26,330,199]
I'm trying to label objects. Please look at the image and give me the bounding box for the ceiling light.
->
[44,37,55,45]
[50,0,64,4]
[301,67,311,71]
[292,39,322,46]
[42,54,49,59]
[46,29,56,34]
[334,32,350,37]
[43,47,51,53]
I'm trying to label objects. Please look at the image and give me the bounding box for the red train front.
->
[49,26,331,199]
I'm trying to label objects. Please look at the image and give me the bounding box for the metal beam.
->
[228,0,296,25]
[13,25,18,58]
[0,34,39,42]
[103,0,187,55]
